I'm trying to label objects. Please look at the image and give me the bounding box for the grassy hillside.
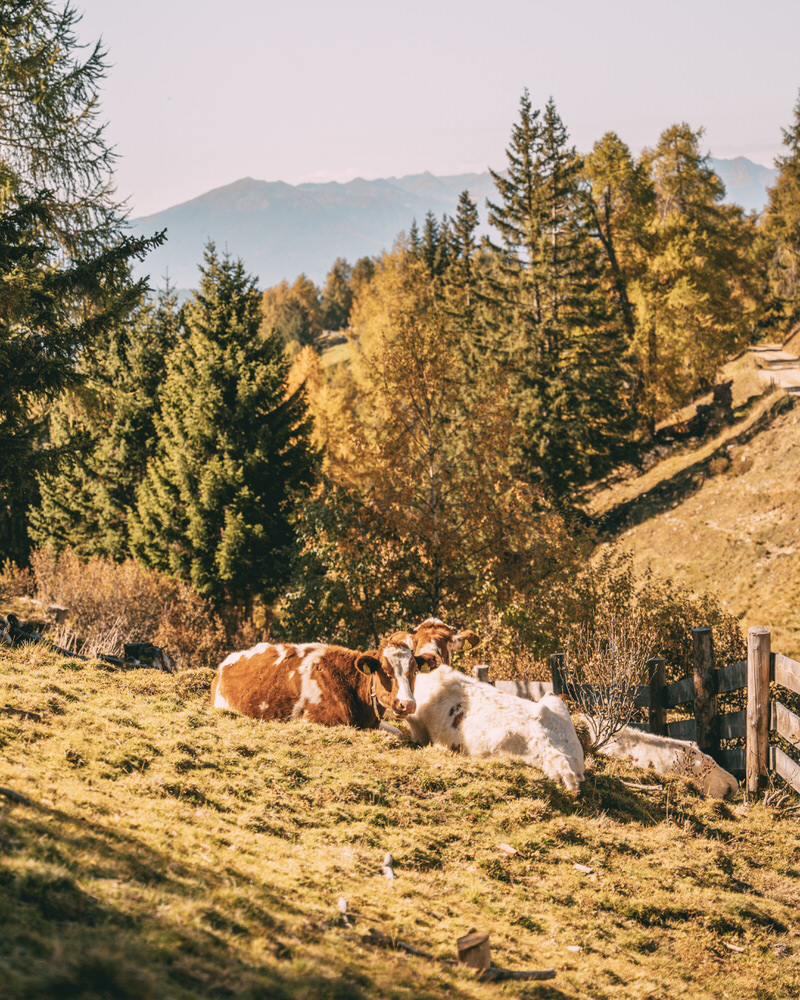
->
[2,644,799,1000]
[590,379,800,659]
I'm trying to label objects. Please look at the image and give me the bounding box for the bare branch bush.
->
[563,613,657,752]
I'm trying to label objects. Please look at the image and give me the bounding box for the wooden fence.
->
[485,626,800,797]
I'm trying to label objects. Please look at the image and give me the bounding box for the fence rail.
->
[491,626,800,797]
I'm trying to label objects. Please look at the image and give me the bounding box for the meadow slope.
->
[591,390,800,659]
[1,645,799,1000]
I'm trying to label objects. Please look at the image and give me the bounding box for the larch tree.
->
[260,273,324,354]
[582,133,654,353]
[760,91,800,332]
[633,123,758,426]
[130,245,317,616]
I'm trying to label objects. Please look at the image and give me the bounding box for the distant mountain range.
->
[130,157,778,293]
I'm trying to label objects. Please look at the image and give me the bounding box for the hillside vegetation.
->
[590,378,800,658]
[2,643,799,1000]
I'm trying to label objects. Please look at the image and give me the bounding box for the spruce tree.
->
[130,245,316,614]
[31,286,180,558]
[486,93,636,497]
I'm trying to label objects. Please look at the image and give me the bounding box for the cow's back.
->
[211,642,373,727]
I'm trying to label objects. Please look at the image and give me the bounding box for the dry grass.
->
[589,390,783,520]
[2,644,799,999]
[592,394,800,659]
[26,548,230,669]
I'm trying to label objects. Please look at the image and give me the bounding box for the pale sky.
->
[74,0,800,219]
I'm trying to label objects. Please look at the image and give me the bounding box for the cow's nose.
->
[394,699,417,717]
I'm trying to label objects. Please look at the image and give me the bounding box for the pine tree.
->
[486,93,636,497]
[130,245,316,614]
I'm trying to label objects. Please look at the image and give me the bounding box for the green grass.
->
[2,644,799,999]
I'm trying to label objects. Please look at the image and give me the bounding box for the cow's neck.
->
[355,669,387,729]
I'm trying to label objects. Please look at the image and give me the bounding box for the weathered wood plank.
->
[719,709,747,740]
[693,627,718,754]
[717,660,747,695]
[774,654,800,696]
[666,718,697,742]
[717,748,746,773]
[771,700,800,747]
[494,680,553,701]
[550,654,566,697]
[664,675,695,708]
[769,745,800,796]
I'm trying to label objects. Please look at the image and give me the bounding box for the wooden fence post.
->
[747,626,771,797]
[472,665,490,684]
[692,627,718,756]
[550,654,566,697]
[647,657,666,736]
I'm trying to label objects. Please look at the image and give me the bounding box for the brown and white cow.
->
[409,617,481,665]
[210,634,438,729]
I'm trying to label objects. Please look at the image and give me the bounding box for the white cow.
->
[406,665,585,794]
[581,718,739,798]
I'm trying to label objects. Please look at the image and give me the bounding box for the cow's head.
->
[354,631,438,718]
[411,617,481,666]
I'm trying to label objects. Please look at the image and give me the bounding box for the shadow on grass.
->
[597,393,795,536]
[0,795,478,1000]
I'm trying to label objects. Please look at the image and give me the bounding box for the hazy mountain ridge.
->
[131,159,777,291]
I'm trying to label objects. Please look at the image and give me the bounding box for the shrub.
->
[0,559,35,600]
[563,612,658,750]
[451,549,745,686]
[29,548,229,669]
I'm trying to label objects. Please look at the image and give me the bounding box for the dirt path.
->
[752,344,800,393]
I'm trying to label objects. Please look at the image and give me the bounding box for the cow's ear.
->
[355,653,381,675]
[415,654,438,673]
[454,629,481,651]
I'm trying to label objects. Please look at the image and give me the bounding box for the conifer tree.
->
[583,132,655,347]
[633,124,757,424]
[760,91,800,331]
[0,1,162,564]
[260,274,324,353]
[131,245,316,613]
[31,287,180,558]
[450,190,481,293]
[486,93,636,497]
[320,257,353,330]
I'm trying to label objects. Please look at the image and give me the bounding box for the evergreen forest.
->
[4,3,800,661]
